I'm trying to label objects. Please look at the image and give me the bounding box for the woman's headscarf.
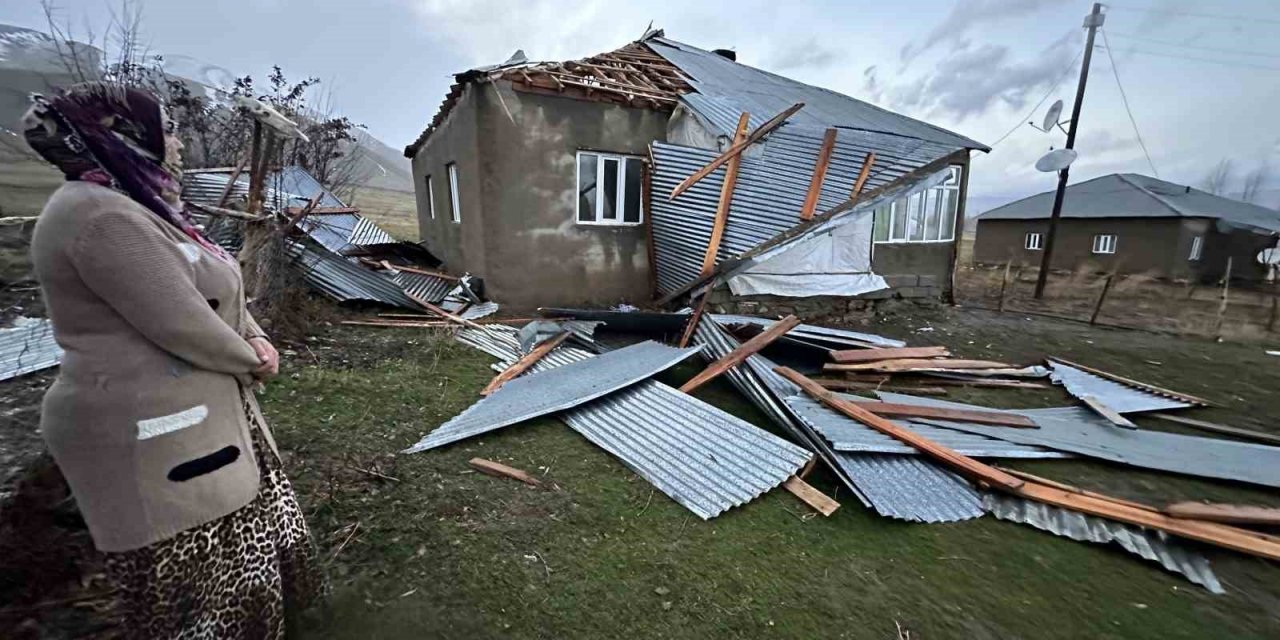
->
[22,82,233,263]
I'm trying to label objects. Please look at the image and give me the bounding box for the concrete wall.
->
[472,82,667,308]
[871,242,953,299]
[411,83,488,278]
[973,217,1196,277]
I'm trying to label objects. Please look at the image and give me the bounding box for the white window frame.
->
[1092,233,1117,254]
[446,163,461,224]
[575,151,645,226]
[425,174,436,220]
[1189,235,1203,261]
[874,165,961,244]
[1025,232,1043,250]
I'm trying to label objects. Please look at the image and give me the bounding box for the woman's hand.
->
[248,337,279,380]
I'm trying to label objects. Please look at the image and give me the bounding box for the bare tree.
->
[1202,159,1233,195]
[1241,160,1269,204]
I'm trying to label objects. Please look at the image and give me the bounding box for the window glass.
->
[890,200,908,241]
[447,163,461,223]
[578,153,598,222]
[907,194,925,241]
[623,158,642,223]
[425,175,435,219]
[939,188,958,241]
[923,191,940,241]
[873,208,889,242]
[1189,235,1203,261]
[601,158,619,221]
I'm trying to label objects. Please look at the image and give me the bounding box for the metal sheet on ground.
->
[1048,360,1193,413]
[402,341,702,453]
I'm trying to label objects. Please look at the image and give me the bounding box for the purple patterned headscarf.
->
[22,82,233,263]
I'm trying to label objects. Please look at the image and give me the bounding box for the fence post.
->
[998,261,1011,312]
[1090,273,1115,325]
[1214,257,1232,337]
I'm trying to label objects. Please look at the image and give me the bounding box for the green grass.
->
[260,315,1280,639]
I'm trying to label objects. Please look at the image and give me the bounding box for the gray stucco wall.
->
[471,81,667,308]
[411,83,488,279]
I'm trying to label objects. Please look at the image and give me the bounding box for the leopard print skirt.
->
[103,395,324,639]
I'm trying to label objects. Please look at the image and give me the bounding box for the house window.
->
[446,163,461,223]
[1092,234,1117,254]
[425,175,436,220]
[1189,235,1203,261]
[1025,232,1043,250]
[576,151,643,225]
[872,166,961,243]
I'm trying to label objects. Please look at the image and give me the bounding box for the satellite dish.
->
[1042,100,1064,132]
[234,95,310,142]
[1035,148,1078,172]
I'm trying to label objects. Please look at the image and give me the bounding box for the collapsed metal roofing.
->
[978,173,1280,233]
[286,242,421,309]
[448,324,813,519]
[0,317,62,382]
[1047,360,1196,413]
[403,341,702,454]
[878,392,1280,490]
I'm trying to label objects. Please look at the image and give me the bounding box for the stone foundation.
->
[705,283,942,322]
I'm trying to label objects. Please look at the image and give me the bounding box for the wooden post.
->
[678,293,710,349]
[1214,257,1232,336]
[216,154,251,208]
[799,128,837,221]
[1269,295,1278,333]
[642,159,659,300]
[998,261,1011,312]
[680,315,801,393]
[849,152,876,200]
[246,120,265,214]
[1090,273,1115,325]
[699,113,751,277]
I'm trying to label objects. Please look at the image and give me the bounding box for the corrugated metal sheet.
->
[286,242,420,309]
[392,271,454,304]
[879,392,1280,490]
[403,341,702,454]
[181,170,298,212]
[298,213,361,254]
[783,395,1068,459]
[982,492,1224,594]
[1048,360,1194,413]
[272,166,346,208]
[459,301,500,321]
[0,317,62,382]
[451,323,813,519]
[711,313,905,349]
[690,316,984,523]
[647,37,986,150]
[349,217,398,246]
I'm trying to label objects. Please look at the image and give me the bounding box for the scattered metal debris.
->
[1047,358,1202,413]
[0,317,63,382]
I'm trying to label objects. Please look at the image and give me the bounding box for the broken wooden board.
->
[469,458,541,486]
[1164,502,1280,527]
[668,102,804,199]
[482,331,571,396]
[680,315,801,393]
[698,112,751,277]
[798,128,837,221]
[815,379,949,396]
[1047,356,1211,408]
[829,346,951,364]
[826,358,1016,372]
[1080,395,1138,429]
[855,401,1038,428]
[782,476,840,516]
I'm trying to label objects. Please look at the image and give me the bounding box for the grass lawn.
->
[262,307,1280,639]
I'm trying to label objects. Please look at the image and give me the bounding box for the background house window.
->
[576,151,643,225]
[425,175,435,220]
[447,163,461,223]
[872,165,961,243]
[1189,235,1204,261]
[1025,232,1043,250]
[1092,233,1117,254]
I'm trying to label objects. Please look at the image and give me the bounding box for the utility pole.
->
[1034,2,1105,299]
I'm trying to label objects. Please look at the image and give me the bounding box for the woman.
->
[26,83,323,638]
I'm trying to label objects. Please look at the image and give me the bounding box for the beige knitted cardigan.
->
[32,181,276,552]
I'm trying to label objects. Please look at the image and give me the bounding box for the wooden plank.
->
[678,293,710,349]
[468,458,542,487]
[382,262,461,281]
[825,358,1015,372]
[782,476,840,516]
[849,152,876,199]
[1047,357,1211,406]
[1147,413,1280,447]
[778,367,1280,560]
[799,128,838,220]
[680,315,802,393]
[996,467,1161,514]
[829,346,950,364]
[775,366,1025,491]
[669,102,805,199]
[481,332,571,396]
[1164,502,1280,526]
[854,401,1038,428]
[699,112,751,277]
[404,290,491,332]
[815,379,949,395]
[216,154,251,207]
[1079,395,1137,429]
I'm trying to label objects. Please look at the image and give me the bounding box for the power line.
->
[985,49,1083,150]
[1105,31,1280,60]
[1103,45,1280,71]
[1100,28,1158,177]
[1106,5,1280,26]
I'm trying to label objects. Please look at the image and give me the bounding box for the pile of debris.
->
[398,304,1280,596]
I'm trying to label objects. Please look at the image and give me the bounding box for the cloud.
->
[900,0,1059,63]
[763,38,838,71]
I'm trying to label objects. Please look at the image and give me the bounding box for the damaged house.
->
[404,31,988,309]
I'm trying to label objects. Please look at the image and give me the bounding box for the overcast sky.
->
[4,0,1280,210]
